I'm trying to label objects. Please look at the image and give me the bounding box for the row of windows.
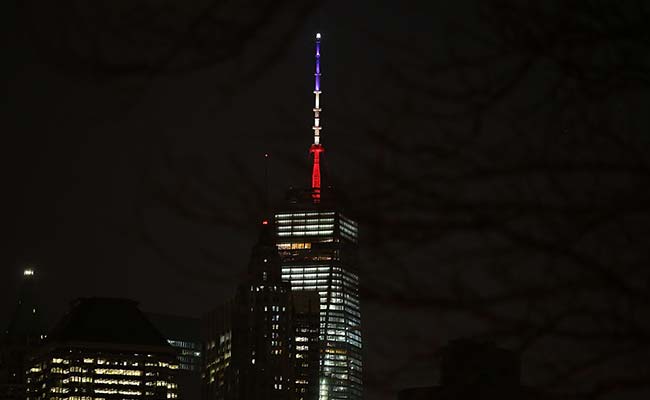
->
[277,242,312,250]
[339,217,358,231]
[278,224,334,231]
[167,340,199,350]
[275,212,335,218]
[276,218,335,225]
[278,230,334,237]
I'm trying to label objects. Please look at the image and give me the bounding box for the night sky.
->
[4,1,650,399]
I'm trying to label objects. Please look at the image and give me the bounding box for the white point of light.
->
[316,33,321,39]
[24,268,35,276]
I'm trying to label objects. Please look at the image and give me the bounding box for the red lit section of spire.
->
[310,144,324,198]
[310,33,323,203]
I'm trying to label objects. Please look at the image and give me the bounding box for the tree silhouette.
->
[348,1,650,398]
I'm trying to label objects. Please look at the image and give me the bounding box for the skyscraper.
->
[232,221,295,400]
[1,267,47,400]
[202,222,304,400]
[274,33,363,400]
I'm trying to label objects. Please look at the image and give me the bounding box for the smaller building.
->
[147,313,202,400]
[398,339,549,400]
[201,301,235,400]
[25,298,179,400]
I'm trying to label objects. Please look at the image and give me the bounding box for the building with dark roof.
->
[25,297,179,400]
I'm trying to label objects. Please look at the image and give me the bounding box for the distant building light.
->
[24,268,35,276]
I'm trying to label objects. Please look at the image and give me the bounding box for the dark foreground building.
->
[201,222,321,400]
[398,340,549,400]
[231,221,295,400]
[25,298,179,400]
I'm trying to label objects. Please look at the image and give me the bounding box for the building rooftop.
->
[47,298,170,348]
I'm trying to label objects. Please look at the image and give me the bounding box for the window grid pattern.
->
[275,211,362,400]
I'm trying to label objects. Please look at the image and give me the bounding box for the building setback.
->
[25,298,179,400]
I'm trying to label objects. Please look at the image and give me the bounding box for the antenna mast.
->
[310,33,324,202]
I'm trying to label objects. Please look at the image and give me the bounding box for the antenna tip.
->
[316,33,321,39]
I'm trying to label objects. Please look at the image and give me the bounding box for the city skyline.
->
[5,2,649,399]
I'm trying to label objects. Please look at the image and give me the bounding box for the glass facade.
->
[275,210,362,400]
[167,339,201,371]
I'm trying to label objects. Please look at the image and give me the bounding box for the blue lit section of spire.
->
[315,33,321,91]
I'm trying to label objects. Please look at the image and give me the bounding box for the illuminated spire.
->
[310,32,324,202]
[313,32,322,144]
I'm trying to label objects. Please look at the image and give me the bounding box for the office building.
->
[25,298,179,400]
